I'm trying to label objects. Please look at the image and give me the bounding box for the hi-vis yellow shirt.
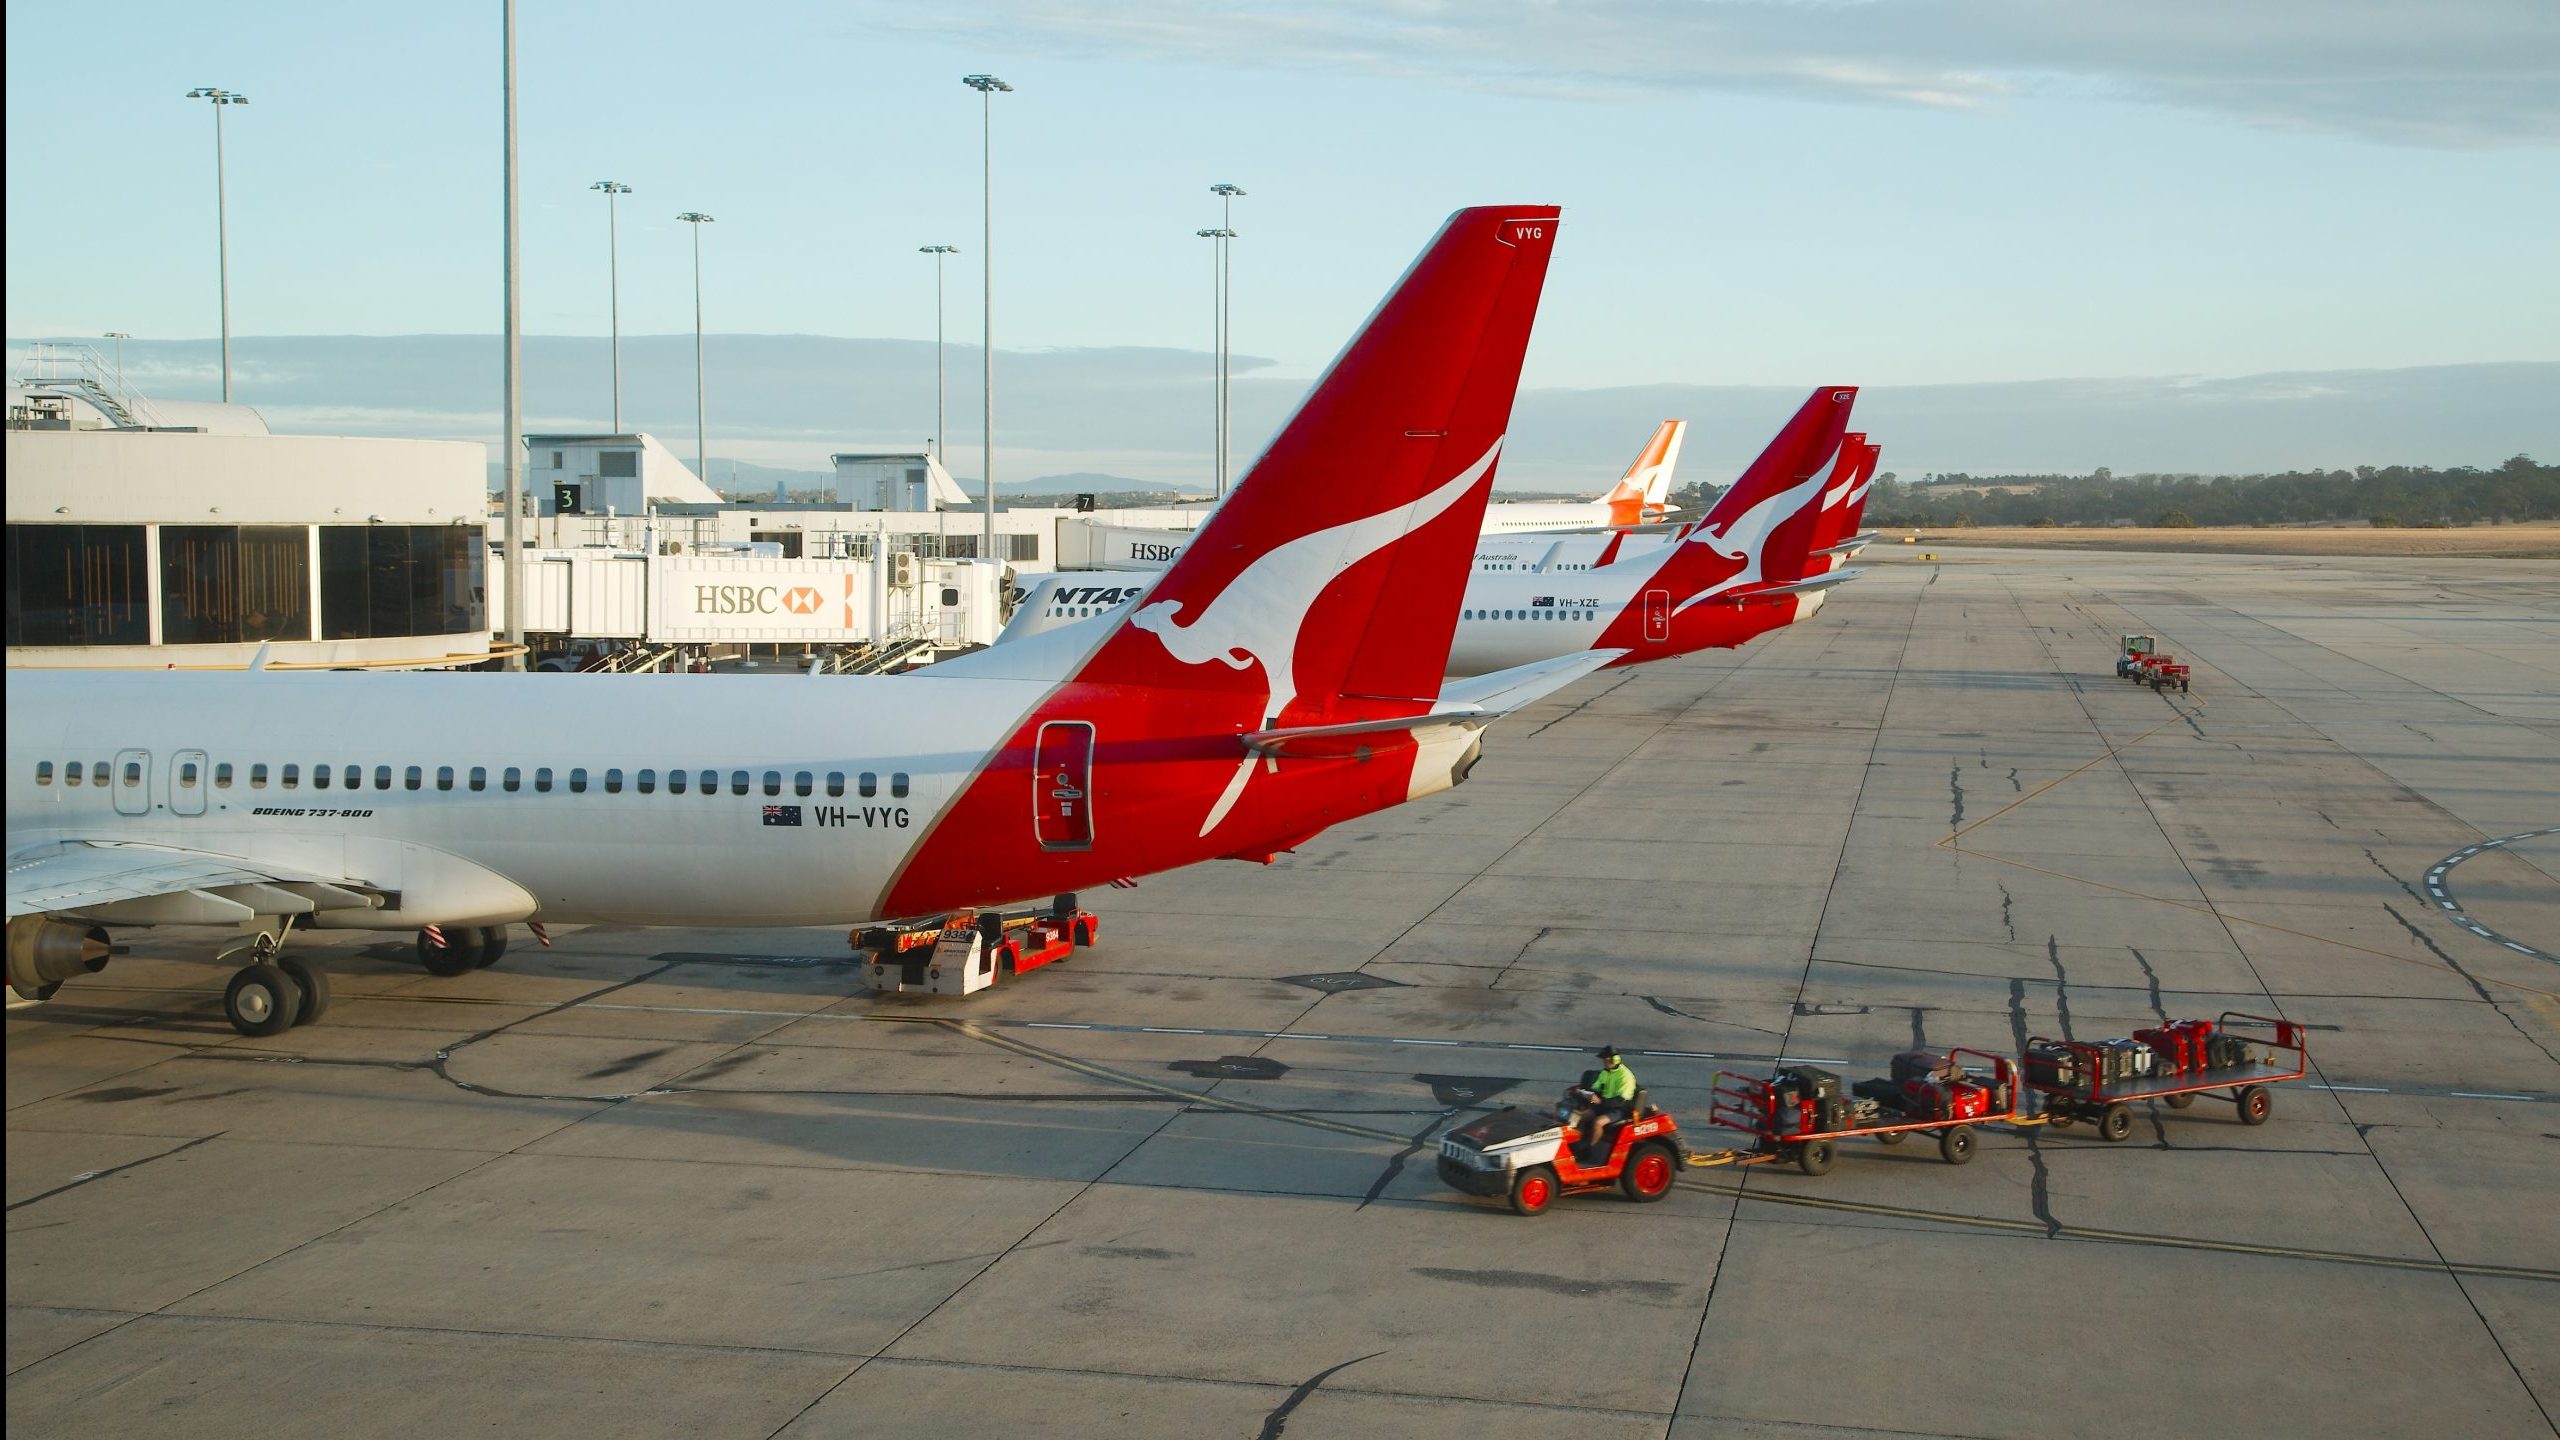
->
[1593,1063,1637,1101]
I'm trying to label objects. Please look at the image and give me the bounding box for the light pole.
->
[499,6,524,667]
[184,87,248,403]
[962,73,1011,559]
[1195,229,1232,497]
[591,181,632,430]
[677,212,716,484]
[919,245,957,461]
[101,333,131,394]
[1209,182,1245,498]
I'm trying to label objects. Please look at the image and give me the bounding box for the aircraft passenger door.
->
[112,748,153,817]
[1642,589,1671,643]
[1033,721,1096,852]
[171,749,210,817]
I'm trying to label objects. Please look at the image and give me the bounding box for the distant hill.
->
[52,333,2553,488]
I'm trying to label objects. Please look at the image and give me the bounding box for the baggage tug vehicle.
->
[1437,1077,1687,1215]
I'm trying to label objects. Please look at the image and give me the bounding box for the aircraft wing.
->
[1243,651,1625,758]
[6,839,383,926]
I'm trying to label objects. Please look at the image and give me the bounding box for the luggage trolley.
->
[2024,1012,2307,1141]
[1703,1050,2026,1176]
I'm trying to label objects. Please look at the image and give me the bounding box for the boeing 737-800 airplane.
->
[6,206,1589,1035]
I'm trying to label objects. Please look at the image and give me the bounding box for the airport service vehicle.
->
[1441,1018,2310,1211]
[2025,1013,2307,1140]
[1005,387,1863,679]
[857,904,1097,997]
[1438,1076,1688,1215]
[6,205,1594,1035]
[2116,634,2192,692]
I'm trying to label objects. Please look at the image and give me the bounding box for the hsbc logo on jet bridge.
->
[656,561,868,641]
[691,584,825,615]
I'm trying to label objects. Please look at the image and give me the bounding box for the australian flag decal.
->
[762,805,803,827]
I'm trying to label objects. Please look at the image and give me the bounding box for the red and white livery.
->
[5,207,1591,1027]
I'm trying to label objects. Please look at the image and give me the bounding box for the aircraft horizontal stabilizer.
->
[1244,650,1622,757]
[1755,569,1862,597]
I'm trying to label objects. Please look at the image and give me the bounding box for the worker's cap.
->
[1597,1045,1621,1061]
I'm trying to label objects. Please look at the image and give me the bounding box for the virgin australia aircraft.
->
[6,206,1600,1035]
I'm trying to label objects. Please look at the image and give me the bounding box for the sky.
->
[7,1,2557,481]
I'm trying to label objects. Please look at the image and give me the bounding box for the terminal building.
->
[6,347,494,671]
[5,348,1215,675]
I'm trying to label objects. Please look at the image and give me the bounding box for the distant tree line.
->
[1670,455,2555,529]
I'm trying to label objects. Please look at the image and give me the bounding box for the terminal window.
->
[598,450,639,479]
[4,524,149,647]
[161,525,311,646]
[321,525,488,640]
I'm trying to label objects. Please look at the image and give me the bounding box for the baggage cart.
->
[2024,1013,2307,1141]
[1701,1048,2025,1175]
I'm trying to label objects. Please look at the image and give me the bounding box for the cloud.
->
[19,336,2550,485]
[858,0,2560,148]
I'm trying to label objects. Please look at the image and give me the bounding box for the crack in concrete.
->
[2045,935,2075,1040]
[2380,902,2560,1069]
[2007,977,2062,1238]
[2129,946,2169,1024]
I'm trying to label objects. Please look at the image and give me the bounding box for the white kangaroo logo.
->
[1133,439,1503,835]
[1670,464,1834,616]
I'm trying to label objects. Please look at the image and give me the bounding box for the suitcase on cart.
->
[2100,1039,2149,1082]
[2026,1043,2079,1089]
[2134,1027,2190,1075]
[1892,1050,1955,1084]
[1788,1066,1842,1100]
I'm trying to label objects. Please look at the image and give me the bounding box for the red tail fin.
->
[1646,387,1854,600]
[1699,389,1856,532]
[1808,432,1870,555]
[1076,207,1561,726]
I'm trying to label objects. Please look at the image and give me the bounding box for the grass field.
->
[1880,523,2560,558]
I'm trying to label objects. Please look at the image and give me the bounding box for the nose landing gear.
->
[416,925,510,976]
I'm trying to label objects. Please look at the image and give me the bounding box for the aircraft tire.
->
[419,930,482,977]
[225,963,298,1037]
[278,957,332,1026]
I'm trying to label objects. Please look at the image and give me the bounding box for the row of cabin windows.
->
[32,759,910,799]
[1462,608,1597,622]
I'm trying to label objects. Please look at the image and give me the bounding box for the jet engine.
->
[6,918,113,1001]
